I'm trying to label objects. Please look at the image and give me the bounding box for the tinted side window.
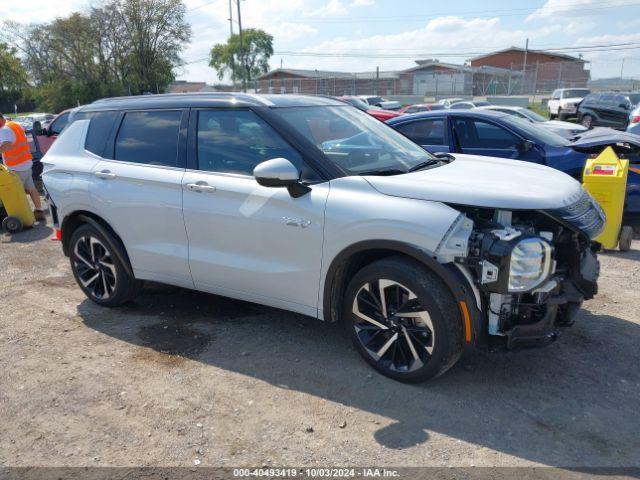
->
[51,113,69,135]
[396,119,447,145]
[583,94,599,106]
[196,110,318,181]
[599,93,615,106]
[449,102,472,110]
[454,119,519,149]
[73,111,119,156]
[114,110,181,167]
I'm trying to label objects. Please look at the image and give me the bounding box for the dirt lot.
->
[1,216,640,470]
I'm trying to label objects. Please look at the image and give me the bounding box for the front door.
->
[182,108,329,317]
[451,117,544,164]
[89,109,192,287]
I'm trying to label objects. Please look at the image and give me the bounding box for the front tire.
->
[343,257,464,383]
[548,108,556,120]
[69,224,141,307]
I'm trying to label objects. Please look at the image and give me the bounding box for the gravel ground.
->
[1,215,639,471]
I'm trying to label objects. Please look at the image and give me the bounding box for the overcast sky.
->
[2,0,638,82]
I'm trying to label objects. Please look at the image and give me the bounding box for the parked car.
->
[577,92,640,130]
[547,88,590,120]
[38,108,74,155]
[337,96,401,121]
[387,109,640,225]
[43,93,603,383]
[448,100,491,110]
[399,103,446,114]
[626,103,640,135]
[358,95,401,110]
[477,105,587,138]
[437,98,464,108]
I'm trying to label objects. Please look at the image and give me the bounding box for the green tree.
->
[4,0,191,111]
[209,28,273,87]
[0,42,28,112]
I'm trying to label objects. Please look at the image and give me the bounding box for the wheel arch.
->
[322,240,480,345]
[61,210,135,279]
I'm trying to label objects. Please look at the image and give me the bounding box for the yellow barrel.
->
[0,164,36,230]
[582,146,628,249]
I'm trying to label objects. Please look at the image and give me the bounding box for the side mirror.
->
[33,122,42,136]
[619,103,630,110]
[254,158,311,198]
[520,139,535,152]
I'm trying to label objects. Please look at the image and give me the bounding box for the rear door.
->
[393,117,450,153]
[181,108,329,316]
[89,109,192,287]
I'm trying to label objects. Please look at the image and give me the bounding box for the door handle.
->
[186,182,216,193]
[94,170,116,179]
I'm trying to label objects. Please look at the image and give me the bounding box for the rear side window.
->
[196,109,318,181]
[583,94,599,106]
[396,119,447,145]
[51,112,69,135]
[454,119,520,149]
[114,110,181,167]
[74,111,119,156]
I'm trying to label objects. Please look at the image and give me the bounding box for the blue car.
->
[387,110,640,226]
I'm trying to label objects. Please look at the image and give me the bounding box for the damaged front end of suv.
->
[450,190,604,351]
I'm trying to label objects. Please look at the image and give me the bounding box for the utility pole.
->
[236,0,247,92]
[521,38,529,94]
[228,0,234,36]
[621,58,625,79]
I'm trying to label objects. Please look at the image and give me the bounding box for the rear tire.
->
[581,114,593,129]
[69,224,141,307]
[343,256,464,383]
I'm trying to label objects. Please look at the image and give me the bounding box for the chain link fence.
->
[251,60,635,99]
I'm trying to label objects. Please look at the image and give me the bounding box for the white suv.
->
[548,88,590,120]
[43,93,603,382]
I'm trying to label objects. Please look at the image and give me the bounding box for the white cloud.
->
[351,0,375,6]
[306,0,348,17]
[526,0,628,22]
[269,22,318,42]
[282,16,561,73]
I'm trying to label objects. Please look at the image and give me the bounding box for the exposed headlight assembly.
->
[476,231,554,294]
[508,237,553,292]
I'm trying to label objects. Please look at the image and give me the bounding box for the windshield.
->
[563,89,589,98]
[366,97,384,104]
[14,116,33,124]
[502,116,567,147]
[474,101,491,107]
[341,97,370,111]
[518,108,547,122]
[272,106,439,175]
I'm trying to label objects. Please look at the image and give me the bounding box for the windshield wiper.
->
[406,153,454,173]
[359,168,406,176]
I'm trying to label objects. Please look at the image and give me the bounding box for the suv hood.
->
[363,154,584,210]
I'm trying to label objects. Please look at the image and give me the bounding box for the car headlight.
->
[508,237,553,292]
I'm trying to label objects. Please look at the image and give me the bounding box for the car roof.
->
[478,105,522,111]
[79,92,345,112]
[386,108,508,124]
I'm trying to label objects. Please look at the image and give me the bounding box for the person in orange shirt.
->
[0,113,46,221]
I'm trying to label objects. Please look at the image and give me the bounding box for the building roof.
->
[469,47,585,63]
[257,68,355,80]
[403,60,519,76]
[256,68,399,80]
